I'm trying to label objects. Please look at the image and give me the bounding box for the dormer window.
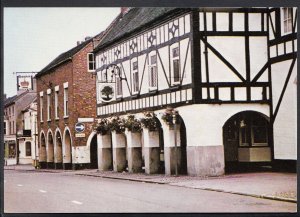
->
[88,53,96,71]
[283,8,293,34]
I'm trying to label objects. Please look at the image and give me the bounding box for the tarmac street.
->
[4,169,297,213]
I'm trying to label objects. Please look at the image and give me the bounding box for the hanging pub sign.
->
[98,64,126,103]
[17,75,33,91]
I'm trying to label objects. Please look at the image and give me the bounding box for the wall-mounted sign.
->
[99,83,115,102]
[78,118,94,123]
[75,122,85,133]
[75,133,86,138]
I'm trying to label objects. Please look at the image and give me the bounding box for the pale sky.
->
[4,7,120,97]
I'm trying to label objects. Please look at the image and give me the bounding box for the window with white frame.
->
[283,8,293,34]
[55,88,59,119]
[171,46,180,84]
[47,91,51,121]
[149,54,158,89]
[132,61,139,93]
[87,53,96,71]
[64,87,69,117]
[116,76,122,96]
[40,94,43,122]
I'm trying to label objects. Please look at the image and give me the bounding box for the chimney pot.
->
[77,41,81,45]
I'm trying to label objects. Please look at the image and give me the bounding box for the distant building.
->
[92,7,297,176]
[4,72,37,165]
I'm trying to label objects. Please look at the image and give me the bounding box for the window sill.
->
[131,93,139,99]
[170,85,181,91]
[55,118,60,121]
[64,116,69,119]
[47,119,51,122]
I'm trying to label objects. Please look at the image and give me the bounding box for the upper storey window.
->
[149,54,158,89]
[132,61,139,93]
[172,46,180,84]
[283,8,293,34]
[88,53,96,72]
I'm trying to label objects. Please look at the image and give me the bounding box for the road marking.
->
[17,184,23,187]
[72,200,83,205]
[39,190,47,193]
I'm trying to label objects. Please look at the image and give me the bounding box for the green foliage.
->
[124,115,142,132]
[94,118,110,135]
[161,107,179,125]
[108,116,125,133]
[140,112,158,131]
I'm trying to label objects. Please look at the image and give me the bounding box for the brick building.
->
[36,35,104,169]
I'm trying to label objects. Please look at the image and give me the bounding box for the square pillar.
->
[125,130,142,173]
[111,131,127,172]
[143,128,160,174]
[97,134,112,171]
[163,124,181,175]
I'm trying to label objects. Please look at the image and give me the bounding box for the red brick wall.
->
[36,41,97,151]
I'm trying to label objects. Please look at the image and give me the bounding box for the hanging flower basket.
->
[161,107,180,126]
[94,118,110,135]
[124,115,142,133]
[140,112,158,131]
[108,116,125,133]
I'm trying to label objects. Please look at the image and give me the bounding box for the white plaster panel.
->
[162,126,181,148]
[111,131,126,148]
[270,45,277,58]
[251,87,263,100]
[184,14,191,33]
[186,89,192,100]
[273,62,297,160]
[72,146,90,164]
[207,36,246,81]
[232,13,244,31]
[234,87,247,101]
[157,46,170,91]
[199,12,204,31]
[294,40,297,51]
[218,88,231,101]
[202,88,207,99]
[285,41,293,54]
[178,104,269,148]
[248,13,261,31]
[249,37,268,80]
[277,43,284,56]
[143,128,160,147]
[206,13,213,31]
[181,38,192,85]
[271,60,293,109]
[125,131,142,148]
[210,88,215,99]
[216,13,229,31]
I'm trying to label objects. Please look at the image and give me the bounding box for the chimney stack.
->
[85,36,91,41]
[77,41,81,45]
[121,7,130,15]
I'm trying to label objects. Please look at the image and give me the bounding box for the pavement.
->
[4,164,297,203]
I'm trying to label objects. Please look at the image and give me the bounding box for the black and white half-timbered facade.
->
[92,7,297,176]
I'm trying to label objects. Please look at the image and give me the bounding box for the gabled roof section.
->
[94,7,190,52]
[36,35,99,78]
[4,91,28,107]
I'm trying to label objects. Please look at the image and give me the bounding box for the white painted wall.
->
[272,60,297,160]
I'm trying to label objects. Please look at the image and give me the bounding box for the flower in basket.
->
[140,112,158,131]
[94,118,110,135]
[124,115,142,132]
[108,116,126,133]
[161,107,179,125]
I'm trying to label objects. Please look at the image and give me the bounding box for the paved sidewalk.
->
[4,165,297,203]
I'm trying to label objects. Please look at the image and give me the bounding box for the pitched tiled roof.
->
[36,33,103,78]
[4,91,28,107]
[94,7,190,52]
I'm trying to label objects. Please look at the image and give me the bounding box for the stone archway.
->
[47,130,54,168]
[39,131,47,168]
[63,128,72,170]
[223,111,271,173]
[55,129,63,169]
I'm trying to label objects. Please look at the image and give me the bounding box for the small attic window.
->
[87,53,96,72]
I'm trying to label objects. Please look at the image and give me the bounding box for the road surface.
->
[4,170,296,213]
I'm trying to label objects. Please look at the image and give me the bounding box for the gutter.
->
[35,57,72,78]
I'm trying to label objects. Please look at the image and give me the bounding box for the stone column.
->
[125,129,142,173]
[111,131,127,172]
[97,133,112,171]
[163,124,181,175]
[143,128,160,174]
